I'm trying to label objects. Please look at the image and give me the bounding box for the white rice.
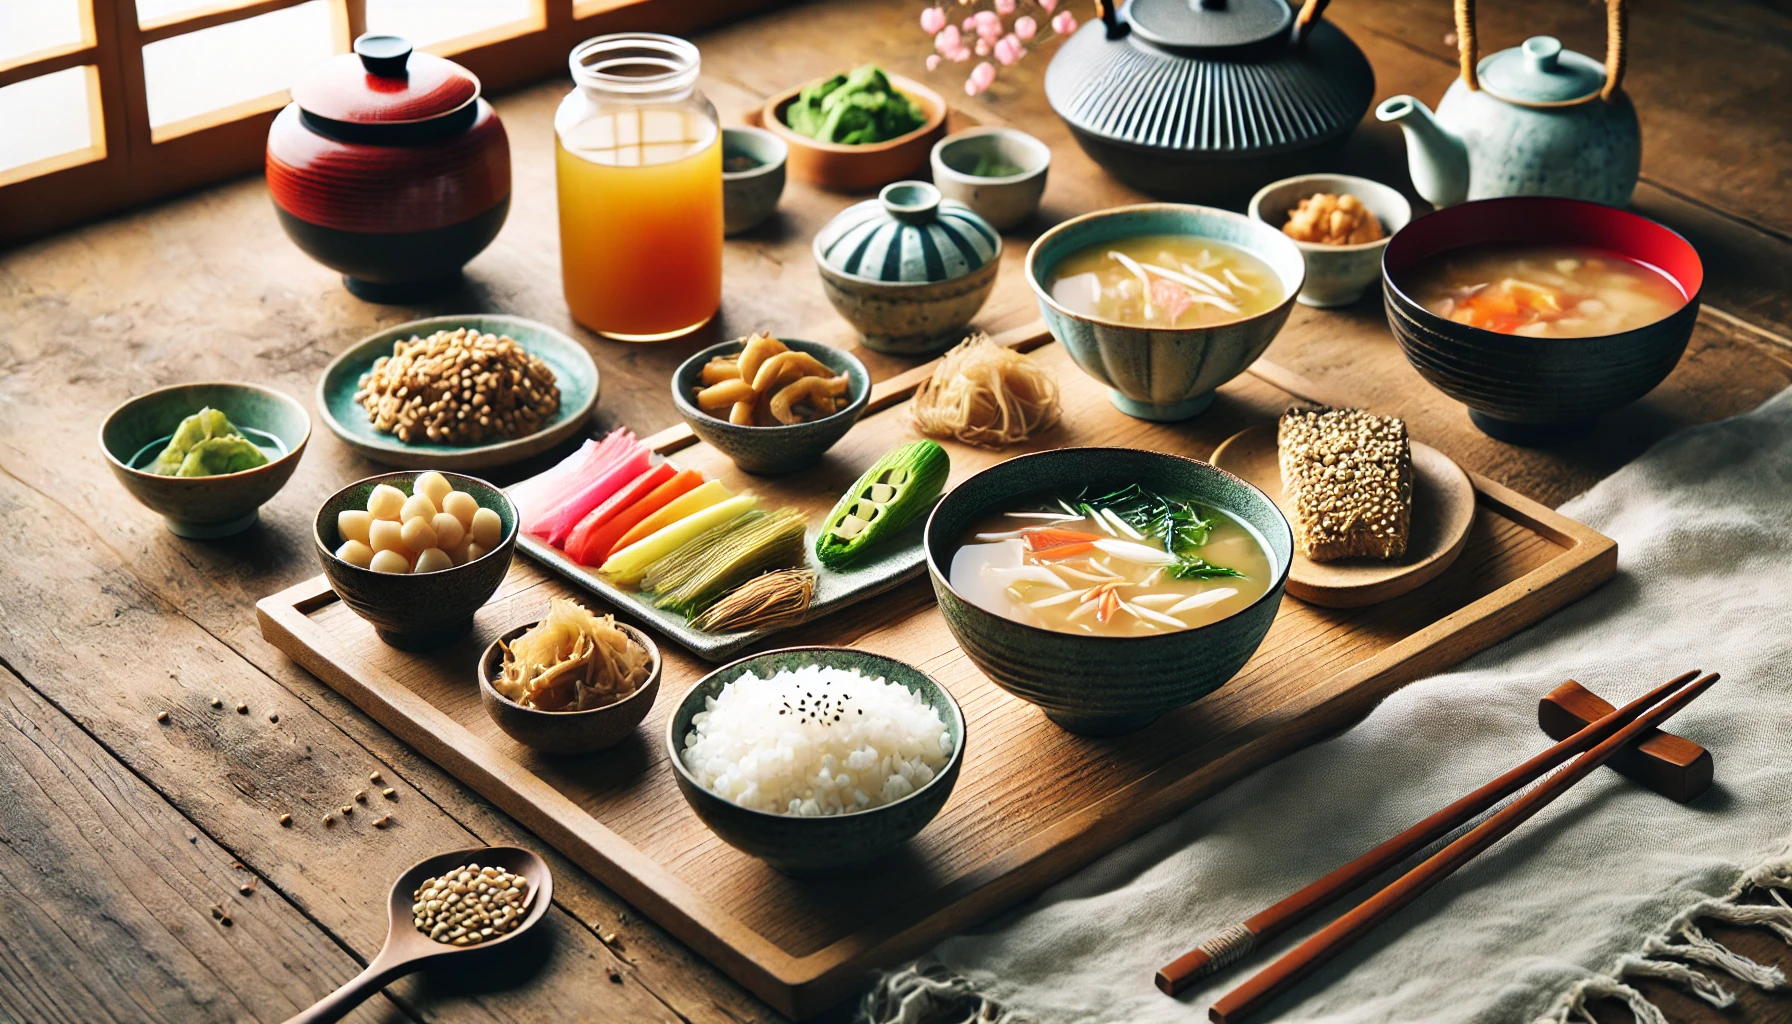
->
[679,664,954,816]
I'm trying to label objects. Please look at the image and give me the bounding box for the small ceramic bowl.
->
[1025,203,1306,421]
[100,382,312,539]
[750,72,946,192]
[925,447,1292,736]
[1248,173,1411,307]
[477,620,662,755]
[1383,196,1704,445]
[314,471,517,650]
[666,646,966,876]
[671,337,870,475]
[815,181,1002,355]
[722,127,788,236]
[930,126,1052,231]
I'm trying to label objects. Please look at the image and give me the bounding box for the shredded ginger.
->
[497,598,650,711]
[911,334,1061,448]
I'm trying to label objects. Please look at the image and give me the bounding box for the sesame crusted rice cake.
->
[1278,406,1412,562]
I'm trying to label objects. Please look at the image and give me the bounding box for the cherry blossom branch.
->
[919,1,1081,96]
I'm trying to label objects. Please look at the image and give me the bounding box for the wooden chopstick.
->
[1208,671,1719,1023]
[1156,669,1703,995]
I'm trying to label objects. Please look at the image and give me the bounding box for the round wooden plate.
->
[317,314,598,470]
[1211,423,1475,608]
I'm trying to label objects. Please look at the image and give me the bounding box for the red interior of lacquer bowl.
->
[1384,197,1705,306]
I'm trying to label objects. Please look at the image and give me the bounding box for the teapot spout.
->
[1376,96,1469,209]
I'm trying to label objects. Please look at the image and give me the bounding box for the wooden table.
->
[1,2,1787,1023]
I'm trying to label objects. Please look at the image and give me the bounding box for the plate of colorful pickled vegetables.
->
[510,429,949,660]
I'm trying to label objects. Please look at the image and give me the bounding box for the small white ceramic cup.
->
[930,126,1051,231]
[1248,174,1412,307]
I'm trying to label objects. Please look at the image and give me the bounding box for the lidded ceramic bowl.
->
[267,34,511,302]
[1045,0,1374,202]
[813,181,1001,355]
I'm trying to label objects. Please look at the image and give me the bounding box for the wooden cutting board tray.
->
[258,326,1615,1019]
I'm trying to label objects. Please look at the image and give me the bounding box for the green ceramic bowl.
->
[925,447,1293,735]
[478,620,662,755]
[1025,203,1306,421]
[666,646,966,876]
[670,337,870,475]
[99,381,312,538]
[317,314,599,470]
[315,471,517,650]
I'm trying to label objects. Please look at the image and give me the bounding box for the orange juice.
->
[556,107,722,341]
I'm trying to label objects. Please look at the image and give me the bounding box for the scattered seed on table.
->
[156,711,169,723]
[340,805,353,815]
[210,906,222,920]
[210,698,222,708]
[410,863,528,945]
[369,771,382,783]
[354,790,367,803]
[382,788,396,800]
[219,915,233,927]
[236,703,248,714]
[608,969,623,984]
[239,883,254,895]
[268,713,278,723]
[188,835,197,844]
[279,813,292,827]
[322,814,334,826]
[373,816,391,828]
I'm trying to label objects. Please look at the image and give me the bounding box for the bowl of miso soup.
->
[1025,203,1306,422]
[1383,196,1704,445]
[925,447,1292,736]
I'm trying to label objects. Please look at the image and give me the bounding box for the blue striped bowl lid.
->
[814,181,1000,284]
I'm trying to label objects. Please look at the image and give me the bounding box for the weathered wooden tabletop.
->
[2,1,1788,1022]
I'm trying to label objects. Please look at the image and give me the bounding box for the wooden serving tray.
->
[258,327,1615,1019]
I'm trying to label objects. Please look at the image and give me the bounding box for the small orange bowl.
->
[748,72,947,193]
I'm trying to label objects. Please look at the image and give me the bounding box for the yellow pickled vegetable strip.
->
[600,493,760,587]
[607,479,732,555]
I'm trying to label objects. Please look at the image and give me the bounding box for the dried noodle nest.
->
[911,334,1061,447]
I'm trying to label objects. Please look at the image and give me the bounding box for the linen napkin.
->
[864,385,1792,1024]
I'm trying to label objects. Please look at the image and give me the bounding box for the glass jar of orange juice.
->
[555,34,722,341]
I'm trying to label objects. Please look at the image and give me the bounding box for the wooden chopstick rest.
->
[1540,680,1712,803]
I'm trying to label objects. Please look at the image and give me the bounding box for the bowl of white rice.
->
[666,646,966,875]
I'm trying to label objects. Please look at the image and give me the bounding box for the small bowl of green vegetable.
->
[100,381,311,539]
[752,65,946,192]
[931,127,1052,231]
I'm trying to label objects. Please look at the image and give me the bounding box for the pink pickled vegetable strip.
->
[510,429,634,532]
[532,445,652,545]
[562,461,676,563]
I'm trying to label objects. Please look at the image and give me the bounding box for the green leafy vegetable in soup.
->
[149,408,270,477]
[816,440,950,569]
[783,65,926,146]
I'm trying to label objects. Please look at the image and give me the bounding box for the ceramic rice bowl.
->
[1383,196,1703,446]
[722,126,787,235]
[478,620,662,755]
[671,337,870,475]
[1026,204,1305,421]
[100,381,312,539]
[315,471,517,650]
[1248,173,1411,308]
[666,646,965,876]
[925,448,1292,736]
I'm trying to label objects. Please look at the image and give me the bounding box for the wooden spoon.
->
[284,846,552,1024]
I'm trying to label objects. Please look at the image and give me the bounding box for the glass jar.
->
[555,34,722,341]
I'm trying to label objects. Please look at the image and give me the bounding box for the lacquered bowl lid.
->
[292,34,479,127]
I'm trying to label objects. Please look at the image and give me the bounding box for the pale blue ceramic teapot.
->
[1375,0,1638,208]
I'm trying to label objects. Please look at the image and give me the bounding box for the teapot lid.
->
[1126,0,1293,50]
[1478,36,1605,106]
[814,182,1000,284]
[292,35,480,126]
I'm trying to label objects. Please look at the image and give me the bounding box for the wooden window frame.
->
[0,0,785,246]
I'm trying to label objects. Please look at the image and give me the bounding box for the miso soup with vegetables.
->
[1046,234,1285,329]
[949,485,1273,636]
[1404,244,1686,338]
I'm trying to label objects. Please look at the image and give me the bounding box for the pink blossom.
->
[962,16,976,31]
[1013,15,1037,40]
[975,37,991,55]
[1051,10,1078,35]
[1038,0,1056,11]
[934,24,961,54]
[920,6,946,34]
[965,77,985,97]
[973,10,1000,29]
[994,0,1016,12]
[950,45,972,62]
[965,60,996,96]
[926,53,942,71]
[994,34,1025,65]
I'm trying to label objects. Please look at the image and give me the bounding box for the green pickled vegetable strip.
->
[814,439,949,570]
[645,507,809,617]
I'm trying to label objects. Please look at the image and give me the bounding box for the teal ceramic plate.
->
[318,314,599,470]
[514,483,928,662]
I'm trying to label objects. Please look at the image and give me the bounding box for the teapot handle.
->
[1454,0,1627,101]
[1290,0,1335,47]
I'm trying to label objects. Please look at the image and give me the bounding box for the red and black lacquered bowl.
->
[1382,197,1704,445]
[267,35,510,302]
